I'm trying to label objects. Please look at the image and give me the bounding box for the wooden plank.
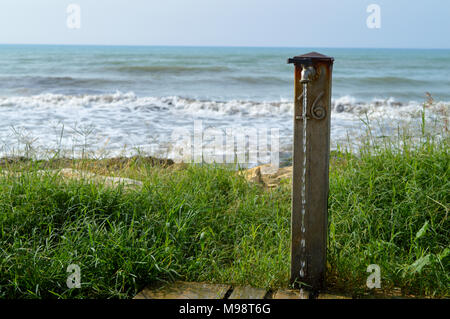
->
[272,289,309,299]
[228,286,267,299]
[133,291,148,299]
[134,281,231,299]
[318,293,351,299]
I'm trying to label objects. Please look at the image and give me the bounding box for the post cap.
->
[287,52,334,65]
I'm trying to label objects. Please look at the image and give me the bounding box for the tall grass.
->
[328,122,449,297]
[0,117,448,298]
[0,163,291,298]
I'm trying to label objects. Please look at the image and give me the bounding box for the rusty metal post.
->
[287,52,334,293]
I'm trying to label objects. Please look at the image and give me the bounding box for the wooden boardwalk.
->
[134,281,353,299]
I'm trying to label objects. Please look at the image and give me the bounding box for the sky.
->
[0,0,449,48]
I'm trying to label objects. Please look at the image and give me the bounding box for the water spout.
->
[300,66,316,83]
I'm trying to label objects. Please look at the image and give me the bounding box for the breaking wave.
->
[0,92,448,120]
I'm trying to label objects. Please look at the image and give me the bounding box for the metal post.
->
[287,52,334,293]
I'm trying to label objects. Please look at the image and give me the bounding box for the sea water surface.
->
[0,45,448,162]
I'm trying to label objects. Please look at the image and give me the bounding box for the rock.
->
[58,168,143,188]
[1,168,143,189]
[241,164,292,188]
[243,166,262,184]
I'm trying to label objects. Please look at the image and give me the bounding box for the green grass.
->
[0,162,291,299]
[0,124,448,299]
[328,130,449,297]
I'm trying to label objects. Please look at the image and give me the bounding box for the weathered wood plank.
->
[134,281,231,299]
[228,286,267,299]
[317,293,351,299]
[272,289,309,299]
[133,291,148,299]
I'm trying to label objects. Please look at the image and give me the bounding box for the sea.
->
[0,45,448,163]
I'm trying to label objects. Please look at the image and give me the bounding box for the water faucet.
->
[300,65,316,83]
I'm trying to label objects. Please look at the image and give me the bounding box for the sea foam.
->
[0,92,447,160]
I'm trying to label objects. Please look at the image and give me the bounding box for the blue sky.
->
[0,0,449,48]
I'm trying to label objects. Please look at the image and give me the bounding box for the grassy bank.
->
[0,126,448,298]
[328,131,449,297]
